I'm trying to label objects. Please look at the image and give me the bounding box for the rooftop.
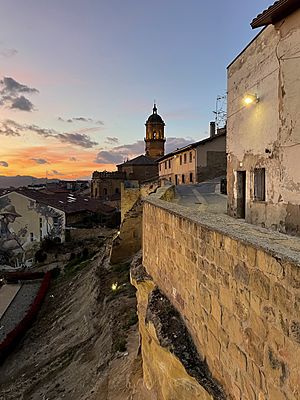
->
[117,154,157,167]
[0,188,116,215]
[251,0,300,28]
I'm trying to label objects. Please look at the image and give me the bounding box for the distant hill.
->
[0,175,59,189]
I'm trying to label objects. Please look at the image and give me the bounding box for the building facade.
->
[91,171,126,199]
[227,1,300,235]
[158,128,226,185]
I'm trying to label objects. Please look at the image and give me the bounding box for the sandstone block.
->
[272,283,293,314]
[211,296,222,325]
[250,269,270,300]
[234,262,250,285]
[229,343,247,372]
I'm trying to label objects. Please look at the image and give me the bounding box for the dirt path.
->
[0,239,150,400]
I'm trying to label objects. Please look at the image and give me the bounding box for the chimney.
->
[210,121,216,138]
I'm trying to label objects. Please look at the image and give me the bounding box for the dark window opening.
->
[168,159,171,168]
[115,188,120,194]
[189,152,192,163]
[104,188,108,195]
[165,161,167,169]
[254,168,265,201]
[190,173,193,183]
[184,153,187,164]
[182,174,185,184]
[180,155,182,165]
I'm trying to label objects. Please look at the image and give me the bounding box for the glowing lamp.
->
[111,282,118,291]
[243,94,258,105]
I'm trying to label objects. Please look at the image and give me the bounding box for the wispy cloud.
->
[58,116,104,125]
[94,137,195,165]
[0,119,98,148]
[50,170,64,176]
[31,158,49,164]
[105,136,119,145]
[69,157,78,161]
[0,48,18,58]
[0,76,39,112]
[0,161,8,167]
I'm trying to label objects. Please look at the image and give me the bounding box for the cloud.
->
[95,140,144,165]
[0,119,98,148]
[51,170,64,176]
[0,76,39,112]
[31,158,49,164]
[0,77,39,95]
[94,137,196,165]
[58,116,104,125]
[0,161,8,167]
[165,137,195,152]
[69,157,78,161]
[0,48,18,57]
[11,95,35,111]
[105,136,119,145]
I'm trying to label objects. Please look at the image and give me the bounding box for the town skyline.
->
[0,0,272,179]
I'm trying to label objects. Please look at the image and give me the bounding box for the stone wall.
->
[143,192,300,399]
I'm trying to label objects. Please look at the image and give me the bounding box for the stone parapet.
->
[143,194,300,399]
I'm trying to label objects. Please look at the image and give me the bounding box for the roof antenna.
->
[153,99,157,114]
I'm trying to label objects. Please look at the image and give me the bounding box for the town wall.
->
[227,10,300,235]
[142,190,300,399]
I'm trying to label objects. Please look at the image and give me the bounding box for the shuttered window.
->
[254,168,265,201]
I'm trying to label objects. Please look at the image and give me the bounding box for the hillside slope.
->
[0,240,149,400]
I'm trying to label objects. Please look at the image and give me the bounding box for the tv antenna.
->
[213,94,227,129]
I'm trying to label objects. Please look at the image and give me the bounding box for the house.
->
[227,0,300,235]
[158,124,226,185]
[0,188,117,255]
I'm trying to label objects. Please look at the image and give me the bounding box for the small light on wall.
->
[243,93,259,106]
[239,162,243,167]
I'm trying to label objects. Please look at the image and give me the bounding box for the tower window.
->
[153,132,156,139]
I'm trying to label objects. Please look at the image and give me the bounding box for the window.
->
[104,188,108,195]
[182,174,185,184]
[115,188,120,194]
[165,161,167,169]
[180,155,182,165]
[153,131,156,139]
[190,173,193,183]
[30,232,34,242]
[184,153,187,164]
[254,168,265,201]
[39,217,42,228]
[159,164,161,171]
[168,159,171,169]
[53,217,59,227]
[189,152,192,163]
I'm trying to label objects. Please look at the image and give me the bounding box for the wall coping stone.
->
[144,193,300,266]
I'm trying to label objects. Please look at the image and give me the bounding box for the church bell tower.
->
[144,103,165,158]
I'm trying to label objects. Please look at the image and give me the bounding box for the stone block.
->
[211,296,222,325]
[233,262,250,285]
[219,286,234,312]
[246,246,257,268]
[249,311,267,339]
[285,261,300,289]
[244,327,264,367]
[272,283,293,314]
[229,343,247,372]
[250,269,270,300]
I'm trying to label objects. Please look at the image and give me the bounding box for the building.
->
[92,104,165,198]
[0,188,117,256]
[158,124,226,185]
[91,171,126,199]
[227,0,300,235]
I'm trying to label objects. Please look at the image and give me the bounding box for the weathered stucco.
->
[227,9,300,235]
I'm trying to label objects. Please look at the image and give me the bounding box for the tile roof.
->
[251,0,300,28]
[0,188,116,215]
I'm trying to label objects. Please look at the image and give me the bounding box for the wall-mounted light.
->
[243,93,259,106]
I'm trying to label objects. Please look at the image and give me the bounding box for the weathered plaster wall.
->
[227,10,300,235]
[0,192,65,254]
[143,194,300,399]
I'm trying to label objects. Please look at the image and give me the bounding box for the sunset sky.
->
[0,0,272,179]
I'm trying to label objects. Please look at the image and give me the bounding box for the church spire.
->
[153,101,157,114]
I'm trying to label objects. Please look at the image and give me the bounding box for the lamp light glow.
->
[243,93,258,105]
